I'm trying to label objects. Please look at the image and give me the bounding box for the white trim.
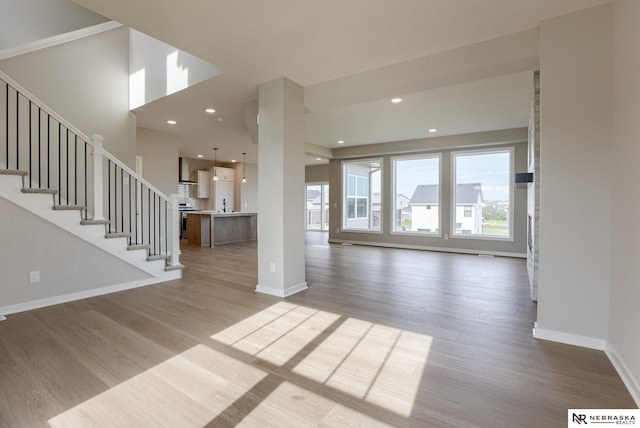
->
[256,282,308,298]
[328,238,526,258]
[390,153,442,236]
[451,147,514,241]
[0,273,180,317]
[606,345,640,407]
[0,22,122,61]
[0,21,122,61]
[532,324,606,350]
[341,158,383,232]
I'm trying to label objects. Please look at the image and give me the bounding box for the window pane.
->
[347,175,356,196]
[347,198,355,219]
[305,184,322,230]
[393,156,440,233]
[356,197,367,218]
[453,150,511,238]
[357,176,368,197]
[343,160,382,231]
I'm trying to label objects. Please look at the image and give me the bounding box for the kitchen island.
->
[186,212,257,247]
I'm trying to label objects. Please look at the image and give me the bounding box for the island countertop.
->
[186,211,257,217]
[185,212,257,246]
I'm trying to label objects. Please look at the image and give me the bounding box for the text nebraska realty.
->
[575,413,636,424]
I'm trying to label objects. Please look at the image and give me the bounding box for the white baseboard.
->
[606,345,640,407]
[328,238,526,258]
[0,273,180,316]
[532,324,607,350]
[256,282,308,298]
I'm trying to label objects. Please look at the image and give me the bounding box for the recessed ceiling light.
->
[391,97,403,103]
[316,158,322,161]
[231,159,236,163]
[337,140,345,144]
[205,108,216,114]
[166,120,177,125]
[428,128,438,133]
[197,154,204,158]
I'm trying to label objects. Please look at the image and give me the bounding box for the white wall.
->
[0,197,150,311]
[0,0,108,50]
[136,127,179,196]
[610,0,640,402]
[238,163,258,213]
[537,5,612,342]
[0,27,136,167]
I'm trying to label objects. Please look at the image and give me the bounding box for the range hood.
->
[178,157,196,184]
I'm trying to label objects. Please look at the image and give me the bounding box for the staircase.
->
[0,69,182,314]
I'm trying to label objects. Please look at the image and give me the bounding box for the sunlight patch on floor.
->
[48,345,267,428]
[212,302,433,417]
[238,381,393,427]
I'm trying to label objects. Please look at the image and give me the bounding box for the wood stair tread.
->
[0,169,28,176]
[21,188,58,194]
[80,219,110,226]
[147,254,170,262]
[105,232,130,239]
[128,244,150,250]
[52,205,85,211]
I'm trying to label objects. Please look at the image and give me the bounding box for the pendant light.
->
[212,147,218,181]
[242,152,247,183]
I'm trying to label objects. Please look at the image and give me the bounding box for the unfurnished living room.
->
[1,1,639,427]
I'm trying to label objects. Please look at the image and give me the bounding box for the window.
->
[343,160,382,231]
[392,155,440,234]
[306,183,329,231]
[452,148,512,239]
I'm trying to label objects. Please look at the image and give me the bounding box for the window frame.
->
[390,153,442,237]
[341,158,383,233]
[450,147,514,241]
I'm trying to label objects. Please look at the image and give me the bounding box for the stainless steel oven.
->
[178,204,196,239]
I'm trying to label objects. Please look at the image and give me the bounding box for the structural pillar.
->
[255,77,307,297]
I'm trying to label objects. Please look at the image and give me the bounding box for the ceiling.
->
[72,0,611,164]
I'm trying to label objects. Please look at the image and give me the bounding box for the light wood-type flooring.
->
[0,232,635,427]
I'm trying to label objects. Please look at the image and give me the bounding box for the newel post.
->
[91,135,105,220]
[168,193,181,266]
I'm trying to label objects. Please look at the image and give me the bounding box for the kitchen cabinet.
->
[207,167,235,212]
[196,170,209,198]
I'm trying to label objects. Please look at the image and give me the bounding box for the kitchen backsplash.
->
[178,184,206,209]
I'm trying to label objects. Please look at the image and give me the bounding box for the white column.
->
[168,193,181,266]
[91,134,105,221]
[256,77,307,297]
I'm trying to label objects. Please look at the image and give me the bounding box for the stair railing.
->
[0,69,180,268]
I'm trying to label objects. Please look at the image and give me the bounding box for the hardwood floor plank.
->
[0,232,635,427]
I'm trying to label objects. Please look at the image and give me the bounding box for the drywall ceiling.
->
[70,0,611,163]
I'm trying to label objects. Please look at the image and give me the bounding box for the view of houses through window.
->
[305,183,329,231]
[393,155,440,234]
[452,149,512,238]
[343,160,382,231]
[325,149,512,239]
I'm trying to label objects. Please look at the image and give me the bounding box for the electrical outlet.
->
[444,234,449,240]
[336,228,340,233]
[29,271,40,283]
[269,262,276,273]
